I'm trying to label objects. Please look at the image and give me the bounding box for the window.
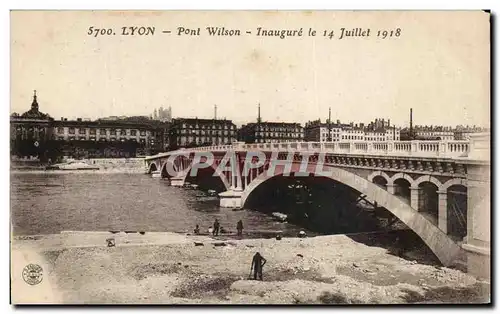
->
[110,129,116,135]
[69,127,75,134]
[79,128,86,135]
[100,129,107,135]
[140,130,146,136]
[90,129,96,135]
[57,127,64,134]
[120,129,127,136]
[131,130,137,136]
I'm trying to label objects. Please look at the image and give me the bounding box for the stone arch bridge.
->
[144,136,490,279]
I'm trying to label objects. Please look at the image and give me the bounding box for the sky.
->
[10,10,490,127]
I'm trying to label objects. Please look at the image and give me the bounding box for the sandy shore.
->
[11,232,490,304]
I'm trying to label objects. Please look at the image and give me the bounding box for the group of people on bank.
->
[193,219,244,237]
[193,219,308,240]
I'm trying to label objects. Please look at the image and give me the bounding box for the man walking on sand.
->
[213,219,220,236]
[251,252,267,281]
[237,220,243,237]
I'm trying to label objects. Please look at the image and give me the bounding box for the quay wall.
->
[10,157,146,173]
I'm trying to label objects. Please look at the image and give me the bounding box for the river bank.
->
[10,157,146,173]
[11,231,489,304]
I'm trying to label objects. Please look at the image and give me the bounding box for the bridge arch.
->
[367,171,391,184]
[171,162,231,191]
[389,173,415,186]
[442,178,468,239]
[160,160,172,178]
[411,175,443,190]
[441,178,467,193]
[148,162,158,174]
[240,164,462,266]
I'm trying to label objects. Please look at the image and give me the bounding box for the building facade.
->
[169,118,237,149]
[51,119,168,158]
[238,122,304,143]
[305,120,345,142]
[454,125,490,140]
[413,126,455,141]
[304,118,400,142]
[10,92,169,160]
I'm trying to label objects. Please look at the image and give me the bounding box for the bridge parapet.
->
[173,140,471,159]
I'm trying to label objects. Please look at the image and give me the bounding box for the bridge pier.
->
[219,188,243,208]
[386,183,396,194]
[437,191,448,234]
[461,163,490,280]
[461,133,490,280]
[151,170,161,178]
[410,187,420,210]
[170,176,185,187]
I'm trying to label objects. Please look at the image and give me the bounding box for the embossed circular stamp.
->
[22,264,43,285]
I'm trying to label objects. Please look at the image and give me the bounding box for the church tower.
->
[31,90,39,111]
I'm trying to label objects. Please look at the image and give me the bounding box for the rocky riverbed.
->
[11,232,490,304]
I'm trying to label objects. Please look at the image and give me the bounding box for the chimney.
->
[410,108,413,139]
[388,119,391,127]
[328,107,332,141]
[214,104,217,120]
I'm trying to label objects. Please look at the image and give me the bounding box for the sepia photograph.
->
[9,10,491,305]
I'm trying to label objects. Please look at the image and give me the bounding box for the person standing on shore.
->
[213,219,220,236]
[237,220,243,237]
[251,252,267,281]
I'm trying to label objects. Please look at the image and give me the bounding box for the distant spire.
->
[214,104,217,120]
[31,90,39,111]
[257,103,261,123]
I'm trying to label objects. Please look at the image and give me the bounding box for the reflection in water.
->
[10,173,307,237]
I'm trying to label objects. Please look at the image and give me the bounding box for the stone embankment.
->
[11,232,489,304]
[84,158,145,173]
[10,158,146,173]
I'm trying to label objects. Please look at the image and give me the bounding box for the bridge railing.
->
[151,140,471,159]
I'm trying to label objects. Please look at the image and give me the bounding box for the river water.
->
[10,172,307,237]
